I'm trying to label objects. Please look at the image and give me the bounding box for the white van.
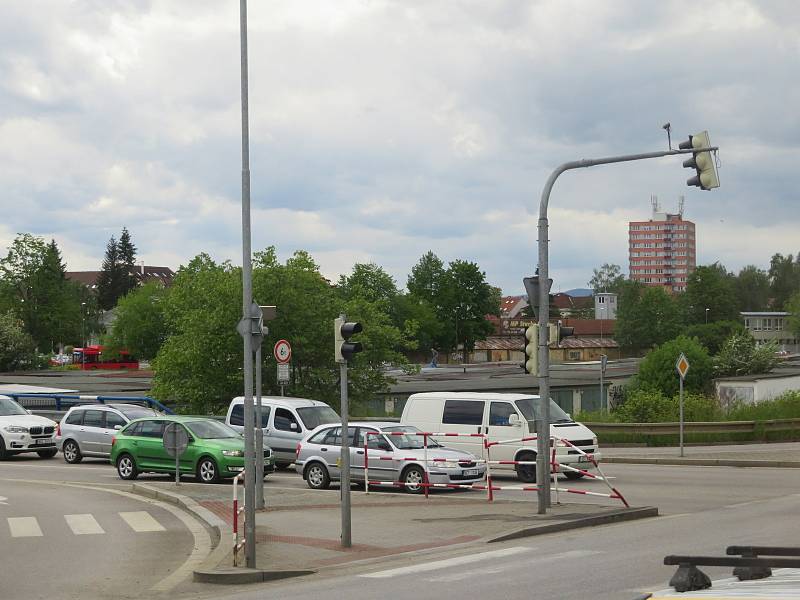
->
[400,392,600,482]
[225,396,339,468]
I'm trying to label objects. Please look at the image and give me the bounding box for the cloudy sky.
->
[1,0,798,294]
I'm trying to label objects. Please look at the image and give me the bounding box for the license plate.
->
[34,438,53,446]
[463,469,479,476]
[579,454,592,462]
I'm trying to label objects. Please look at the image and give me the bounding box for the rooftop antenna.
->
[678,195,685,218]
[662,122,672,150]
[651,194,660,216]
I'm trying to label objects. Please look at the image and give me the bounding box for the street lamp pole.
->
[81,302,86,369]
[537,145,717,515]
[705,307,710,324]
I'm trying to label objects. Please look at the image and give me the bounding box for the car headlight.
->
[222,449,244,457]
[4,425,29,433]
[592,437,598,446]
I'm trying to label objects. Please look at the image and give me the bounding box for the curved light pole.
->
[536,145,717,514]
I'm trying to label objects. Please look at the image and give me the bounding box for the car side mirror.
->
[27,409,33,415]
[508,413,521,426]
[114,425,122,431]
[566,413,572,421]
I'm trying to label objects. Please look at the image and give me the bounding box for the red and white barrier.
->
[232,471,245,566]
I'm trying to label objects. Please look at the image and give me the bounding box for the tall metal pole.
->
[339,316,352,547]
[600,362,605,412]
[255,346,264,509]
[536,145,717,515]
[239,0,256,569]
[679,374,685,457]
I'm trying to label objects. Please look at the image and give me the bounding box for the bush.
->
[633,335,714,397]
[726,391,800,421]
[610,389,720,423]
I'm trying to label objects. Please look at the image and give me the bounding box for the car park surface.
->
[110,416,274,483]
[296,421,486,493]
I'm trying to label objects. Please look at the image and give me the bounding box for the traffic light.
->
[550,321,574,346]
[334,318,363,363]
[679,130,720,190]
[523,324,538,375]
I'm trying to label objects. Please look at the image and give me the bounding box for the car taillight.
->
[111,437,116,447]
[295,443,301,459]
[56,423,61,437]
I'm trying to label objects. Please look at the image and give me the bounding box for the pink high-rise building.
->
[628,197,696,293]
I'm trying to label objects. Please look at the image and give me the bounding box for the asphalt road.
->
[6,452,800,599]
[0,460,206,600]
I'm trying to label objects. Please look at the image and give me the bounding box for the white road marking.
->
[119,511,165,532]
[425,549,603,582]
[8,517,43,538]
[0,495,8,505]
[64,513,105,535]
[360,546,532,578]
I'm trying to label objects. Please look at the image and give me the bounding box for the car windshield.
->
[0,397,28,416]
[186,420,241,439]
[296,406,339,429]
[114,406,159,419]
[382,426,441,449]
[515,398,572,424]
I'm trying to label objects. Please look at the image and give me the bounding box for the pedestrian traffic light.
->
[334,317,363,363]
[524,324,538,375]
[679,130,719,190]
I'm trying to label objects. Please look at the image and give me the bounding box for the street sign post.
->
[274,340,291,364]
[600,354,608,411]
[163,422,189,485]
[676,353,690,457]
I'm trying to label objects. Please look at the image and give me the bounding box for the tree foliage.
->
[681,263,738,325]
[633,335,714,397]
[682,320,746,355]
[588,263,625,294]
[769,253,800,310]
[615,281,682,350]
[786,291,800,339]
[613,389,720,423]
[715,332,778,377]
[735,265,770,312]
[97,228,138,310]
[103,282,166,360]
[0,310,36,371]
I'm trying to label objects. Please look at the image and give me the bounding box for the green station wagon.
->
[110,416,274,483]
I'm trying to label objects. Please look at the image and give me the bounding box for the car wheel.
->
[304,462,330,490]
[37,448,58,458]
[116,453,139,480]
[197,457,220,484]
[0,436,8,460]
[62,440,83,464]
[516,452,537,483]
[402,465,426,494]
[564,471,585,480]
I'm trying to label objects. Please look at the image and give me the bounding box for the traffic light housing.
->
[523,324,538,375]
[549,321,575,346]
[335,318,363,363]
[679,130,719,190]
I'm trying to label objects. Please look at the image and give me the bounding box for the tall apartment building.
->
[628,197,696,293]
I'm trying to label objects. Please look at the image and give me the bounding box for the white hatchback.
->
[0,395,58,459]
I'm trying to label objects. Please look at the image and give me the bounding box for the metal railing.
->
[7,393,174,415]
[588,418,800,436]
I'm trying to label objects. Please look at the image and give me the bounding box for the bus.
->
[72,345,139,370]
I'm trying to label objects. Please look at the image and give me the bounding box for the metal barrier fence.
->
[6,393,173,415]
[589,418,800,435]
[232,471,246,566]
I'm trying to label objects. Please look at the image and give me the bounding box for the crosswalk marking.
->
[8,517,43,538]
[119,511,166,532]
[64,514,105,535]
[360,546,531,578]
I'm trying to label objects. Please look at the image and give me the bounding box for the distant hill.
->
[563,288,593,297]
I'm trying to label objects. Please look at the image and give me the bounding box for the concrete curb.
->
[487,506,659,543]
[604,457,800,468]
[193,568,315,584]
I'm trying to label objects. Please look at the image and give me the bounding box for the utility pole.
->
[537,141,719,515]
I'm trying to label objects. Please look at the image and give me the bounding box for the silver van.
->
[225,396,339,468]
[57,403,160,463]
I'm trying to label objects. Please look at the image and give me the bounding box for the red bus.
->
[72,345,139,370]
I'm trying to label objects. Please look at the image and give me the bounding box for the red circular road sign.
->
[274,339,292,364]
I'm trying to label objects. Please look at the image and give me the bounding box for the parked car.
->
[56,403,161,463]
[110,416,274,483]
[0,395,58,459]
[295,422,486,494]
[401,392,600,482]
[225,396,340,468]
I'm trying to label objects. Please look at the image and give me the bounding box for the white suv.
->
[0,395,58,459]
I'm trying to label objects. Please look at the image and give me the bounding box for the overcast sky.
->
[1,0,798,294]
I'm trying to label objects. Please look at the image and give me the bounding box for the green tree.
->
[682,320,746,355]
[615,281,683,351]
[786,291,800,339]
[715,332,778,377]
[681,263,738,325]
[117,227,139,298]
[406,251,445,303]
[394,294,442,357]
[438,260,500,361]
[735,265,770,312]
[103,282,166,360]
[96,236,120,310]
[0,310,36,371]
[768,253,800,309]
[633,335,714,397]
[588,263,625,294]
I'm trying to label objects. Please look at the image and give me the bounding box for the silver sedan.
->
[295,422,486,494]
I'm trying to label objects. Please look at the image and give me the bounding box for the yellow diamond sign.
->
[675,353,690,379]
